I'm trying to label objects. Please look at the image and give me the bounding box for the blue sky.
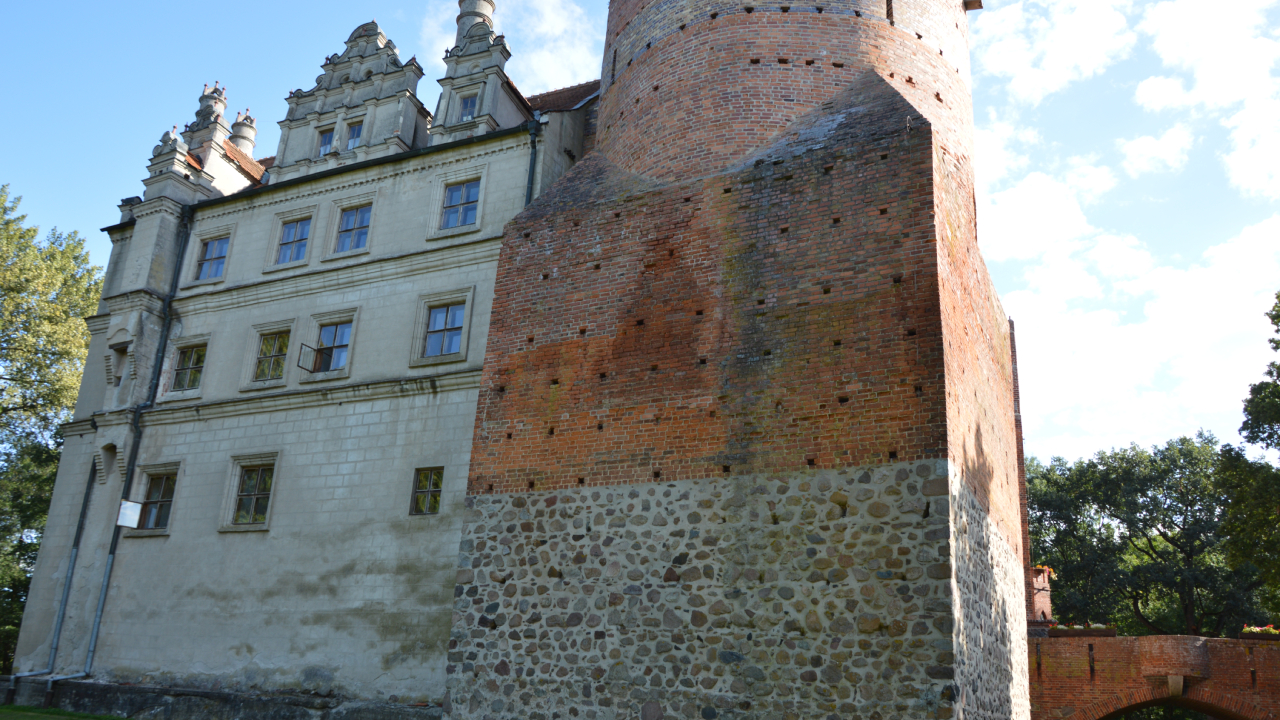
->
[1,0,1276,463]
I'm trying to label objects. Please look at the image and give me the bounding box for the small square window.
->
[346,123,363,150]
[460,96,478,122]
[319,130,334,156]
[172,346,205,391]
[196,237,229,280]
[311,322,352,372]
[233,466,273,525]
[254,332,290,381]
[424,304,466,357]
[276,218,310,265]
[441,181,480,229]
[411,468,444,515]
[141,474,176,529]
[337,205,371,252]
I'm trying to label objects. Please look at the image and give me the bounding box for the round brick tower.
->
[597,0,976,180]
[452,1,1032,719]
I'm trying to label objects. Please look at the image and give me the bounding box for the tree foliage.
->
[1029,434,1271,637]
[0,184,102,438]
[0,185,100,672]
[1241,291,1280,450]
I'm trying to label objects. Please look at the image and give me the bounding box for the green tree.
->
[0,184,102,438]
[0,433,59,673]
[1241,290,1280,450]
[0,185,101,671]
[1029,434,1270,637]
[1217,445,1280,599]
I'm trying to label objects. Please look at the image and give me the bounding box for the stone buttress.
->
[446,2,1028,720]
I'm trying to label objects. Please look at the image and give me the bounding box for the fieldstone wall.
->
[445,459,958,720]
[951,486,1030,720]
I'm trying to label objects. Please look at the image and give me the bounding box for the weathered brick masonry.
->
[1029,636,1280,720]
[449,1,1027,719]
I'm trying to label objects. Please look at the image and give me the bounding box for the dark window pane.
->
[413,493,428,514]
[240,470,258,495]
[429,470,443,490]
[259,468,273,492]
[428,494,441,513]
[464,181,480,203]
[320,326,336,346]
[282,224,296,244]
[442,207,459,229]
[254,359,271,381]
[235,497,254,524]
[357,206,371,227]
[185,368,202,389]
[155,503,171,528]
[253,497,270,523]
[447,305,466,329]
[446,185,462,206]
[163,476,176,498]
[341,210,356,231]
[425,333,444,357]
[444,329,462,355]
[352,228,368,249]
[298,219,311,238]
[461,204,477,226]
[429,307,448,332]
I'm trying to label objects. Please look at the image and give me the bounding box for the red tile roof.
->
[222,140,266,182]
[184,153,204,171]
[527,80,601,113]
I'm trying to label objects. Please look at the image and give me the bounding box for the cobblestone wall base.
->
[445,460,962,720]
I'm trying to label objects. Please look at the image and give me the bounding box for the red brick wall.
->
[1031,636,1280,720]
[468,73,946,494]
[596,10,976,182]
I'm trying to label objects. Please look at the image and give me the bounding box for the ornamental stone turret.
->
[267,21,430,183]
[428,0,535,145]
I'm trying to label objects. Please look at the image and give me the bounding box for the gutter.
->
[525,115,542,207]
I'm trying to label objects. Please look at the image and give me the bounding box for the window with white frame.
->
[424,304,466,357]
[196,237,229,280]
[441,181,479,229]
[318,129,334,156]
[336,206,371,252]
[459,95,478,122]
[276,218,311,265]
[346,123,363,150]
[171,346,205,391]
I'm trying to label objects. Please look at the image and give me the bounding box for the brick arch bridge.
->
[1029,634,1280,720]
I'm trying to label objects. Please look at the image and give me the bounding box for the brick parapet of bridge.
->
[1030,635,1280,720]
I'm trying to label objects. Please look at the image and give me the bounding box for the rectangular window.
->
[172,346,205,391]
[441,181,480,229]
[460,96,477,122]
[196,237,229,280]
[141,474,176,529]
[319,130,334,156]
[276,218,311,264]
[233,466,273,525]
[254,332,290,381]
[314,322,352,372]
[336,206,371,252]
[346,123,363,150]
[411,468,444,515]
[424,304,466,357]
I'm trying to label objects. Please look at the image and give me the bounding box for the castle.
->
[13,1,1209,719]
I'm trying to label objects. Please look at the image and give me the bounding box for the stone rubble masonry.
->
[1029,636,1280,720]
[447,462,958,720]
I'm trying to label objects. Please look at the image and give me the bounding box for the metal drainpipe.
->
[5,466,97,705]
[524,113,542,207]
[42,204,194,708]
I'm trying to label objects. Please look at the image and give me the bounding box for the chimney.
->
[455,0,495,47]
[230,109,257,154]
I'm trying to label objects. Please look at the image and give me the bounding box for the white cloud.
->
[1136,0,1280,198]
[1064,157,1118,203]
[420,0,604,99]
[972,0,1136,104]
[1118,123,1194,178]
